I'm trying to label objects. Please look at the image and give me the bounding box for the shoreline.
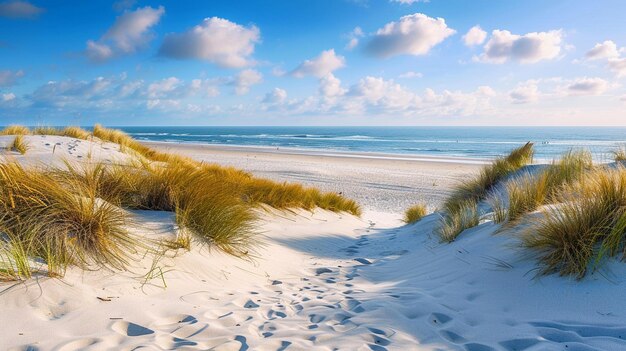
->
[141,140,491,165]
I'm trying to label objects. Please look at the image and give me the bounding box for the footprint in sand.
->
[111,320,154,337]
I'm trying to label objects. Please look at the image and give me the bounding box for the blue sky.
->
[0,0,625,126]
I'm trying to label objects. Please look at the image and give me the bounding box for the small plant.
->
[523,167,626,278]
[0,125,30,135]
[438,200,479,242]
[487,192,507,224]
[613,146,626,162]
[9,135,28,154]
[404,203,427,224]
[61,126,91,140]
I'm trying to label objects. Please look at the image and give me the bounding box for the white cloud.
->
[565,77,609,95]
[159,17,260,68]
[86,6,164,61]
[398,71,423,79]
[364,13,455,58]
[319,73,346,98]
[389,0,426,4]
[345,27,364,50]
[478,29,563,64]
[509,81,540,104]
[262,88,287,104]
[463,25,487,47]
[0,1,43,19]
[291,49,345,78]
[232,69,262,95]
[347,76,421,112]
[0,69,24,87]
[86,40,114,62]
[608,58,626,78]
[586,40,620,60]
[147,77,181,99]
[2,92,15,101]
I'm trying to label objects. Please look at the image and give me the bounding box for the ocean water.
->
[116,126,626,161]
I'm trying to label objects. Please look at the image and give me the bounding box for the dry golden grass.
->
[523,167,626,278]
[439,142,534,241]
[404,203,427,224]
[0,125,30,135]
[32,126,61,135]
[613,146,626,162]
[8,134,28,154]
[0,125,363,279]
[438,200,479,243]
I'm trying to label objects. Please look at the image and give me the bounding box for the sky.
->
[0,0,625,126]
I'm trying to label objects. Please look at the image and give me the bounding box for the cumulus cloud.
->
[0,69,24,87]
[112,0,136,12]
[291,49,345,78]
[398,71,423,79]
[232,69,262,95]
[159,17,260,68]
[262,88,287,104]
[319,73,346,99]
[0,1,43,19]
[565,77,609,95]
[509,82,540,104]
[86,6,164,62]
[608,58,626,77]
[345,27,364,50]
[586,40,620,60]
[463,25,487,47]
[478,29,563,64]
[364,13,455,58]
[346,76,421,112]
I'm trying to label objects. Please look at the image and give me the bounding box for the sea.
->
[113,126,626,162]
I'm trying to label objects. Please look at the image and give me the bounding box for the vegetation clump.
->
[0,125,362,280]
[438,142,534,242]
[404,204,428,224]
[8,135,28,154]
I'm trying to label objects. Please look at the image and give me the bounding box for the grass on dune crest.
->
[0,125,30,135]
[523,167,626,279]
[497,149,593,223]
[8,135,28,154]
[0,162,137,277]
[613,146,626,162]
[438,142,534,242]
[0,125,363,279]
[404,204,427,224]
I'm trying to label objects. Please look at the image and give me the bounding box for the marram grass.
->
[0,124,363,280]
[404,203,427,224]
[8,134,28,154]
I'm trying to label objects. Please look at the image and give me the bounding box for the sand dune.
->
[2,137,626,350]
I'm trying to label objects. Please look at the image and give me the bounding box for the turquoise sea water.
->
[115,126,626,161]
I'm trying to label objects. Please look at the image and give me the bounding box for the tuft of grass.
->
[439,142,533,241]
[0,125,30,135]
[613,146,626,162]
[32,126,61,135]
[8,135,28,154]
[505,173,548,222]
[487,191,507,224]
[523,167,626,278]
[0,162,137,271]
[62,126,92,140]
[404,203,428,224]
[437,200,479,243]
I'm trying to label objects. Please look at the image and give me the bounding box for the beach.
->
[145,142,483,213]
[2,133,626,351]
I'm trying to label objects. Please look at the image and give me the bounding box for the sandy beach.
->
[144,142,483,213]
[2,133,626,351]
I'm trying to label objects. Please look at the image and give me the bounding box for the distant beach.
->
[122,126,626,162]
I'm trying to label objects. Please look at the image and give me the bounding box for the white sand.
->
[2,137,626,350]
[144,142,484,212]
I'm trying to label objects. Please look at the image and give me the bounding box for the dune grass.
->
[0,125,362,279]
[437,200,479,243]
[404,203,428,224]
[438,142,534,242]
[0,125,30,135]
[8,134,28,154]
[523,167,626,278]
[498,149,593,223]
[613,146,626,162]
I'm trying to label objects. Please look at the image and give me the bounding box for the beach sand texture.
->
[1,137,626,350]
